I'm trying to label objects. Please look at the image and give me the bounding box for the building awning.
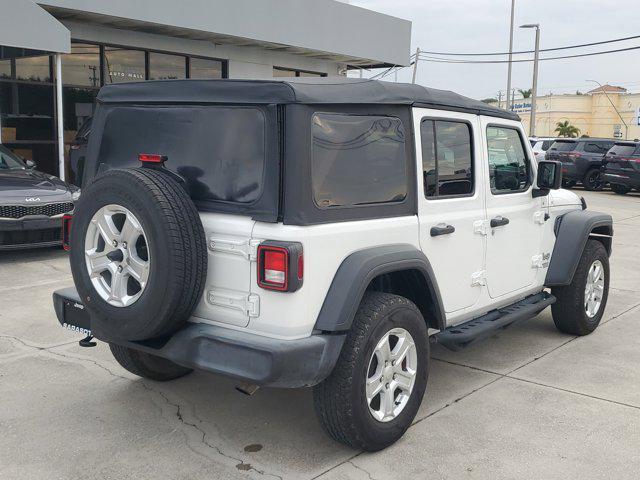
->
[0,0,70,53]
[38,0,409,66]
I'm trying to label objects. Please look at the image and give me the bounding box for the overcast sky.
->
[349,0,640,100]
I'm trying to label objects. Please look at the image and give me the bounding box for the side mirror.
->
[535,160,562,194]
[25,159,36,170]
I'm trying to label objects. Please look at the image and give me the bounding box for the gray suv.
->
[546,138,615,190]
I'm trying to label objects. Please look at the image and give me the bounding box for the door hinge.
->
[207,290,260,317]
[533,211,548,225]
[471,270,487,287]
[209,237,261,261]
[531,253,550,269]
[473,220,489,236]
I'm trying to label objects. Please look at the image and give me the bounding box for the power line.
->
[420,34,640,57]
[418,44,640,64]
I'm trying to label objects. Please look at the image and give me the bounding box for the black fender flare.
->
[545,210,613,286]
[313,244,446,332]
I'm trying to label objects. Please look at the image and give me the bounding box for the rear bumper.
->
[0,217,62,250]
[53,288,345,388]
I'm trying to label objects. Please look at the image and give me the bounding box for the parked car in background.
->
[603,141,640,195]
[68,117,92,187]
[546,138,615,190]
[0,145,79,250]
[529,137,557,161]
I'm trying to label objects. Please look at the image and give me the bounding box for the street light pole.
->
[506,0,516,111]
[521,23,540,137]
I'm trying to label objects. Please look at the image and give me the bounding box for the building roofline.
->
[38,0,411,66]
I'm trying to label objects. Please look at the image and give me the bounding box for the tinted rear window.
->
[609,144,638,156]
[550,141,577,152]
[583,141,613,154]
[97,106,266,204]
[311,113,407,208]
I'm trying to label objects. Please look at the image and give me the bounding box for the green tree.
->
[481,98,498,104]
[518,88,532,98]
[555,120,581,138]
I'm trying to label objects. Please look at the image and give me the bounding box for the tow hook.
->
[235,382,260,396]
[79,334,97,348]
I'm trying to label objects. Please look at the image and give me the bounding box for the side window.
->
[421,119,473,198]
[311,113,407,208]
[486,126,531,194]
[542,140,553,151]
[584,142,606,154]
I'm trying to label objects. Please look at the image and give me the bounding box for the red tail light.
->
[257,242,303,292]
[138,153,167,164]
[62,214,73,251]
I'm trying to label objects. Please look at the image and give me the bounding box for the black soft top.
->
[96,77,520,121]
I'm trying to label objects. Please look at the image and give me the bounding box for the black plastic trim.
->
[314,244,446,332]
[545,210,613,286]
[436,292,555,351]
[52,288,345,388]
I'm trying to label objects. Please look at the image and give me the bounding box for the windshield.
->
[0,146,26,170]
[550,141,576,152]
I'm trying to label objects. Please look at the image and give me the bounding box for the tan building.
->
[492,85,640,140]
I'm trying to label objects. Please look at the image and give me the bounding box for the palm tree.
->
[555,120,581,138]
[518,88,532,98]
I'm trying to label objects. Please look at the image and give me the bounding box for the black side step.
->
[435,292,556,351]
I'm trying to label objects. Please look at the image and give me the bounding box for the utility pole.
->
[506,0,516,110]
[587,79,629,140]
[497,91,504,109]
[412,47,421,84]
[521,23,540,136]
[511,89,516,110]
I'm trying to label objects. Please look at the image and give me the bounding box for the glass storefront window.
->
[63,43,101,87]
[103,47,145,84]
[273,66,325,78]
[0,59,11,79]
[190,57,223,79]
[273,67,297,77]
[15,56,51,82]
[149,52,186,80]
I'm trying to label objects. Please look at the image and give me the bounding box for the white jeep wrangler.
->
[54,78,612,451]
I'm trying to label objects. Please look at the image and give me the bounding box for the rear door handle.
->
[430,224,455,237]
[490,216,510,228]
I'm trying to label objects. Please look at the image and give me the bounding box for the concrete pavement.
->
[1,190,639,479]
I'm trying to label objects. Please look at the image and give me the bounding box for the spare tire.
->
[69,168,207,341]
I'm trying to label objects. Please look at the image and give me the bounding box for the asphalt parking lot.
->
[1,189,639,480]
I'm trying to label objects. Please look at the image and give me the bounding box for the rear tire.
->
[582,169,603,191]
[552,240,609,336]
[110,344,193,381]
[611,184,630,195]
[313,292,429,451]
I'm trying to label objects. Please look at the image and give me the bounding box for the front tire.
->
[313,292,429,451]
[110,344,193,381]
[552,240,609,335]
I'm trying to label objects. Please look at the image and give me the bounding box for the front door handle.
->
[490,216,510,228]
[430,224,456,237]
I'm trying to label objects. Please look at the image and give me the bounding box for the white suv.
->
[530,136,558,161]
[54,79,613,451]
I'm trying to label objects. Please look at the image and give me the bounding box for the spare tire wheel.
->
[69,168,207,341]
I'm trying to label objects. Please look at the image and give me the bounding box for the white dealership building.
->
[0,0,411,180]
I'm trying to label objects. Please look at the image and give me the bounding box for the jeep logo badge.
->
[25,197,41,202]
